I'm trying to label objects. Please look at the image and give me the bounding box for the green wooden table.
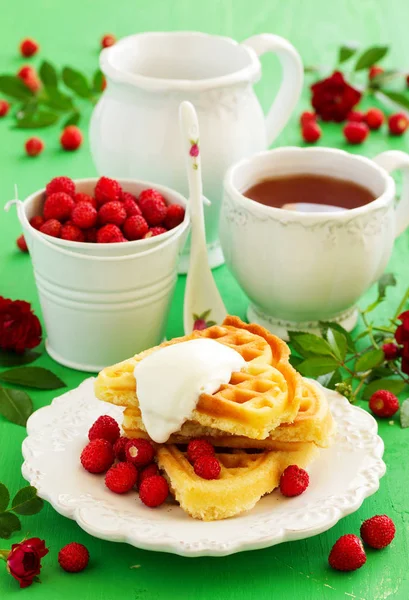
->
[1,1,409,598]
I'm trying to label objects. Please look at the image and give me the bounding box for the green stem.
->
[0,549,9,561]
[360,311,379,348]
[393,284,409,320]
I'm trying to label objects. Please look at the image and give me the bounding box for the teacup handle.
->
[373,150,409,237]
[242,34,303,146]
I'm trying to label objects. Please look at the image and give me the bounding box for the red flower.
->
[395,311,409,345]
[6,538,48,588]
[311,71,362,122]
[0,297,42,353]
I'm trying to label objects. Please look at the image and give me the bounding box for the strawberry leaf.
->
[362,378,405,400]
[0,387,33,426]
[15,108,59,129]
[354,46,388,71]
[297,357,340,377]
[355,349,384,373]
[39,61,58,87]
[12,486,43,515]
[62,67,92,99]
[0,75,34,99]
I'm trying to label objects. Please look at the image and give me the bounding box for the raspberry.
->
[101,34,116,48]
[61,223,85,242]
[58,542,89,573]
[382,342,401,361]
[187,439,215,464]
[302,121,321,143]
[85,227,98,243]
[194,455,221,480]
[98,201,127,226]
[369,390,399,418]
[46,176,75,198]
[299,111,316,127]
[329,534,366,571]
[43,192,75,222]
[88,415,120,444]
[388,113,409,135]
[369,65,384,80]
[60,125,83,151]
[80,438,114,473]
[16,234,28,253]
[74,193,97,209]
[72,202,97,229]
[40,219,62,238]
[25,137,44,157]
[96,223,124,243]
[113,436,128,461]
[343,121,369,144]
[138,189,167,225]
[139,475,169,508]
[0,100,10,117]
[30,215,44,230]
[139,463,159,485]
[105,462,138,494]
[123,215,149,240]
[279,465,309,497]
[95,177,122,205]
[20,38,39,57]
[360,515,395,549]
[366,108,384,130]
[164,204,185,230]
[122,192,142,217]
[125,439,155,468]
[347,110,365,122]
[144,227,167,238]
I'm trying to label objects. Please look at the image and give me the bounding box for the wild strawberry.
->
[144,227,167,238]
[279,465,309,497]
[125,439,155,468]
[43,192,75,221]
[84,227,98,243]
[369,390,399,418]
[61,223,85,242]
[0,100,10,117]
[60,125,83,151]
[302,121,321,143]
[25,137,44,157]
[123,215,149,240]
[96,223,124,243]
[360,515,395,549]
[58,543,89,573]
[369,65,384,80]
[139,475,169,508]
[40,219,62,238]
[17,66,41,92]
[138,189,167,225]
[94,177,122,205]
[88,415,120,444]
[388,113,409,135]
[139,463,159,485]
[122,192,141,217]
[347,110,365,122]
[382,342,401,361]
[46,176,75,198]
[101,34,116,48]
[72,202,98,229]
[329,534,367,571]
[193,318,207,331]
[164,204,185,229]
[20,38,39,57]
[187,439,215,464]
[343,121,369,144]
[299,111,316,127]
[30,215,44,230]
[366,108,384,130]
[74,193,97,208]
[105,462,138,494]
[113,436,128,461]
[16,234,28,253]
[17,65,35,80]
[194,455,221,480]
[80,438,114,474]
[98,200,127,226]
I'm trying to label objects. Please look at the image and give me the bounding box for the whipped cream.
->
[134,338,246,443]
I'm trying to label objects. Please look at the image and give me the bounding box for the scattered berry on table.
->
[343,121,369,144]
[368,65,384,80]
[105,462,138,494]
[20,38,39,57]
[113,436,128,461]
[61,223,85,242]
[194,455,221,480]
[30,215,44,230]
[60,125,83,151]
[122,192,142,217]
[144,226,167,238]
[369,390,399,418]
[382,342,401,361]
[138,189,167,225]
[123,215,149,240]
[328,534,367,571]
[125,439,155,468]
[139,475,169,508]
[187,439,215,464]
[43,192,75,221]
[299,111,316,127]
[25,137,44,157]
[72,202,98,229]
[139,463,159,485]
[0,99,10,117]
[96,223,124,243]
[347,110,365,122]
[279,465,309,497]
[74,193,97,208]
[101,34,116,48]
[365,108,384,130]
[58,542,89,573]
[388,113,409,136]
[98,200,127,226]
[40,218,62,238]
[88,415,120,444]
[164,204,185,230]
[360,515,395,549]
[16,234,28,253]
[302,121,321,144]
[95,176,122,205]
[80,438,114,474]
[46,176,75,198]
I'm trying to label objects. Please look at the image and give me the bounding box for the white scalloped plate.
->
[22,378,385,557]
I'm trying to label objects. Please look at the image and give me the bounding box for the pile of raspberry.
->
[28,176,185,245]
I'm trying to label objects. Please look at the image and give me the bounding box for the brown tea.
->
[244,173,375,210]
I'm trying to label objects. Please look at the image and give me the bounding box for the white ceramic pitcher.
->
[90,31,303,269]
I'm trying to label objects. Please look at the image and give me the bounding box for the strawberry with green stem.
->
[192,310,216,331]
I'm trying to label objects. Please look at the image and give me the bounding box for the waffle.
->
[95,316,302,440]
[156,443,318,521]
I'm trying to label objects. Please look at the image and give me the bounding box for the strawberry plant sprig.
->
[0,484,43,539]
[289,273,409,404]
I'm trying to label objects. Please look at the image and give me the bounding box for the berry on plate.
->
[97,223,124,243]
[88,415,120,444]
[105,462,138,494]
[95,176,122,205]
[369,390,399,418]
[343,121,369,144]
[72,202,98,229]
[139,474,169,507]
[20,38,39,57]
[125,439,155,468]
[58,542,89,573]
[16,234,28,253]
[25,137,44,157]
[98,200,127,226]
[360,515,395,549]
[139,463,159,485]
[279,465,309,497]
[187,438,215,464]
[80,438,114,474]
[138,189,167,225]
[40,219,62,238]
[60,125,83,151]
[194,455,221,480]
[46,176,75,198]
[43,192,75,222]
[164,204,185,229]
[329,534,366,571]
[123,215,149,240]
[61,223,85,242]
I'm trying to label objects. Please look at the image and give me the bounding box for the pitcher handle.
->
[373,150,409,237]
[242,34,303,147]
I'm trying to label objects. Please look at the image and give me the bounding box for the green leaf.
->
[400,399,409,428]
[15,108,59,129]
[317,369,342,390]
[362,378,406,399]
[378,273,397,300]
[287,333,335,357]
[355,349,384,372]
[12,486,43,516]
[0,350,40,367]
[0,367,65,390]
[319,321,356,352]
[63,111,80,127]
[39,61,58,87]
[42,86,73,111]
[289,354,303,369]
[62,67,92,99]
[0,387,33,426]
[381,90,409,112]
[0,75,34,99]
[93,69,104,93]
[297,357,340,377]
[0,484,10,512]
[354,46,388,71]
[326,328,347,361]
[0,513,21,539]
[339,45,358,64]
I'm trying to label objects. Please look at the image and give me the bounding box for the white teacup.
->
[220,147,409,339]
